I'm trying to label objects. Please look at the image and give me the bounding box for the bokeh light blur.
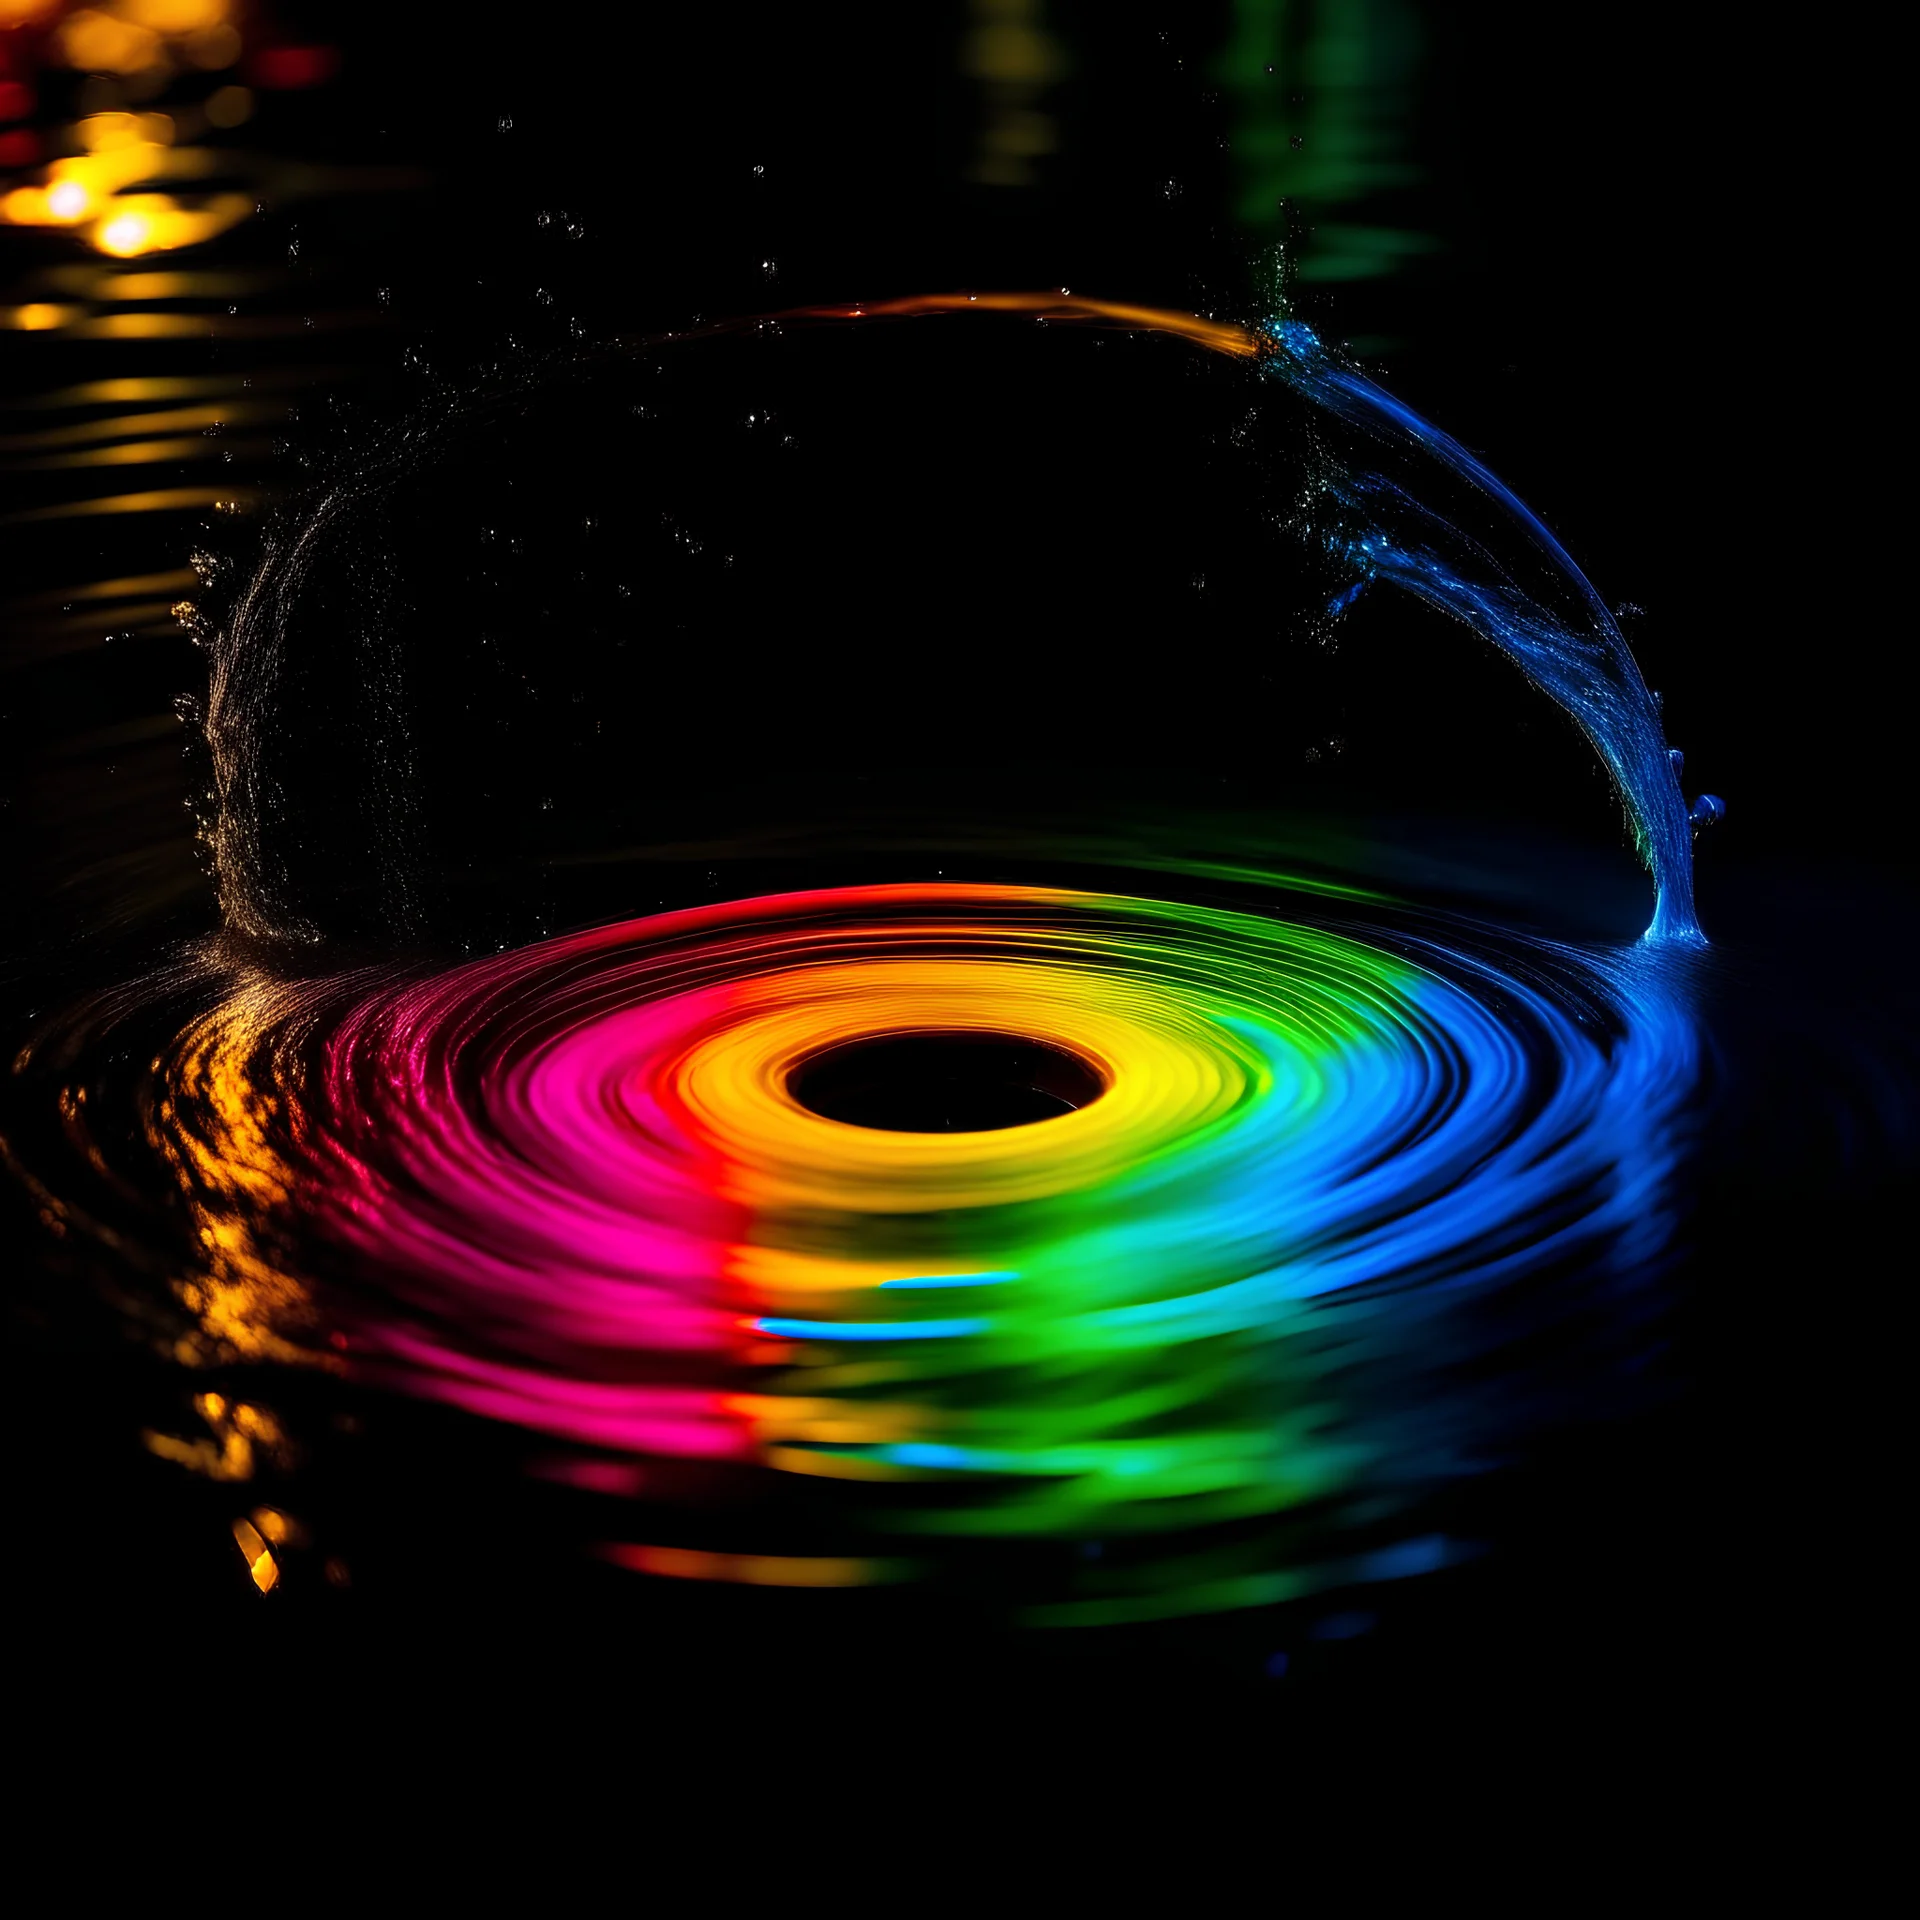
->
[0,0,326,259]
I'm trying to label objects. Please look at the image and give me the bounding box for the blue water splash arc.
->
[1263,319,1707,945]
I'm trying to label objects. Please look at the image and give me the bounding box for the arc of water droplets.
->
[767,294,1709,944]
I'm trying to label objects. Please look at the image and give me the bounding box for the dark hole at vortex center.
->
[789,1032,1107,1133]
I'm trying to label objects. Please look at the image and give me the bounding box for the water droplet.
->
[1689,793,1725,829]
[1668,747,1685,778]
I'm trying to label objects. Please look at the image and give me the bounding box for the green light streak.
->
[1215,0,1434,285]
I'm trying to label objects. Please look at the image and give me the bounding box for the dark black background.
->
[281,0,1869,863]
[6,1,1897,1774]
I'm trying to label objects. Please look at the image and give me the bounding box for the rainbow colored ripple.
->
[157,881,1701,1620]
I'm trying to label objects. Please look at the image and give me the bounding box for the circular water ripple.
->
[156,881,1702,1621]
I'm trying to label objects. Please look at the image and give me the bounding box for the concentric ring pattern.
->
[154,881,1701,1621]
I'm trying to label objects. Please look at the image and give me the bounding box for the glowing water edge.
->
[155,879,1701,1624]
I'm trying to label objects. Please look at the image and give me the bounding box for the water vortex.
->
[154,879,1701,1622]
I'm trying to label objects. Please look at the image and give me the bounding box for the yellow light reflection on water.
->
[142,1392,291,1483]
[87,270,201,300]
[12,158,250,257]
[138,983,331,1367]
[965,0,1064,187]
[17,567,200,604]
[91,190,253,256]
[97,210,155,255]
[15,371,331,408]
[6,146,204,230]
[21,433,233,468]
[79,110,177,152]
[1,401,267,447]
[120,0,232,29]
[1,0,291,259]
[1,486,258,521]
[58,9,163,75]
[250,1505,303,1548]
[2,303,76,330]
[230,1515,279,1591]
[70,312,202,335]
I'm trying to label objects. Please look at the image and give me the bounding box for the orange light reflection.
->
[2,1,285,257]
[597,1543,912,1588]
[783,291,1265,360]
[230,1515,279,1591]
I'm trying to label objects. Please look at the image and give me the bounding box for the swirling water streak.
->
[1258,316,1706,945]
[153,880,1701,1621]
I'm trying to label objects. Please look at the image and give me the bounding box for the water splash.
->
[189,291,1708,951]
[51,293,1717,1625]
[1260,316,1704,944]
[769,295,1707,944]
